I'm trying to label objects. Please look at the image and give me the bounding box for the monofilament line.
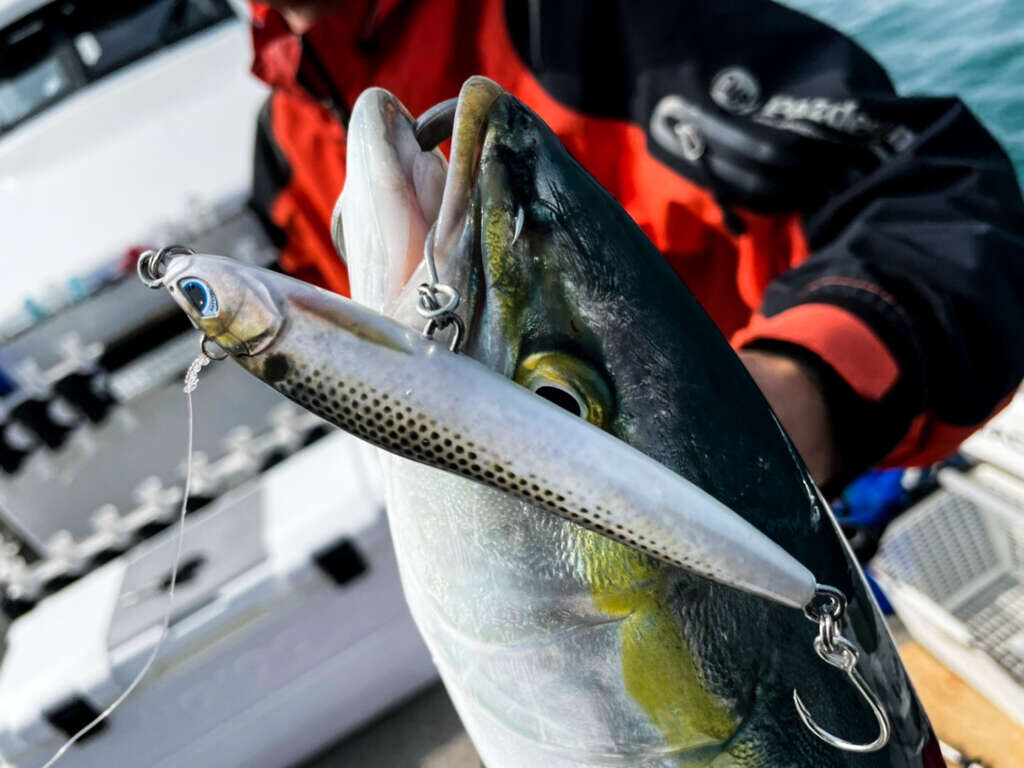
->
[40,353,210,768]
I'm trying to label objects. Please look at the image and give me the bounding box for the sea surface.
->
[781,0,1024,187]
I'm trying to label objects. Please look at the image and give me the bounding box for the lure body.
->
[160,255,815,610]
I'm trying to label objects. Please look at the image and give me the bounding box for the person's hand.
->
[739,349,840,487]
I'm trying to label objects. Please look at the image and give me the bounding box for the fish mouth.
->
[335,77,512,358]
[430,77,506,266]
[414,77,510,363]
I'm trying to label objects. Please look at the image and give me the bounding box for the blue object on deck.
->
[0,366,15,398]
[833,469,906,528]
[864,568,893,615]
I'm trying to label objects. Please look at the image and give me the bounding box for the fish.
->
[151,77,938,766]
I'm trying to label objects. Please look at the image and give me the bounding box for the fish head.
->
[464,88,689,449]
[340,77,753,488]
[335,78,926,763]
[162,253,286,356]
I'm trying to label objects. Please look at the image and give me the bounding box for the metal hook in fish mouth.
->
[793,585,891,753]
[137,245,195,288]
[414,97,459,151]
[411,99,465,353]
[415,221,465,352]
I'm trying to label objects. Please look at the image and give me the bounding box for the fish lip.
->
[431,78,505,258]
[434,90,534,360]
[339,79,507,345]
[411,82,510,358]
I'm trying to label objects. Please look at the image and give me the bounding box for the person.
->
[246,0,1024,492]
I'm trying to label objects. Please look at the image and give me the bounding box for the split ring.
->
[200,335,229,361]
[137,245,195,289]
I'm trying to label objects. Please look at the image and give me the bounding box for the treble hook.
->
[793,586,891,753]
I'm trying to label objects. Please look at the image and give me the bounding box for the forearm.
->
[739,349,840,488]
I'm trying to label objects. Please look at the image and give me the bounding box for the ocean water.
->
[781,0,1024,187]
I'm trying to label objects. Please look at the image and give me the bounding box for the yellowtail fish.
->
[147,77,939,767]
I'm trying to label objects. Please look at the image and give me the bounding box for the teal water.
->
[782,0,1024,187]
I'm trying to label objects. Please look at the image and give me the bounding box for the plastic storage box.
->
[872,464,1024,725]
[0,433,438,767]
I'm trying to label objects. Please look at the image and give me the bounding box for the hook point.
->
[792,640,891,753]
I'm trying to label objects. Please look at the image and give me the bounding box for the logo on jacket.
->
[758,95,877,136]
[649,95,706,163]
[650,69,916,168]
[710,68,761,115]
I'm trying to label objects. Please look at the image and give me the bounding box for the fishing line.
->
[40,352,211,768]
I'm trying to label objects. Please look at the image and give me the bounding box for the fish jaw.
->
[340,77,510,356]
[431,77,506,266]
[334,87,447,315]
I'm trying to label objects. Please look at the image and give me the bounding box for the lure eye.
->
[179,278,219,318]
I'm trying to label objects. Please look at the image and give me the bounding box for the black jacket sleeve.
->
[761,92,1024,471]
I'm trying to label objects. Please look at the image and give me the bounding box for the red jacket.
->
[248,0,1024,475]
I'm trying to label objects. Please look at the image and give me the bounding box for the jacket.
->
[248,0,1024,475]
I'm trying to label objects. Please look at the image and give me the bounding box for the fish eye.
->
[532,383,586,418]
[179,278,219,318]
[515,351,613,429]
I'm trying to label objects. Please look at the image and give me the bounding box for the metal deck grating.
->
[875,484,1024,686]
[959,576,1024,684]
[876,492,998,604]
